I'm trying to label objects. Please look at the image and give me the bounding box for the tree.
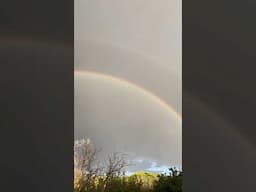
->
[74,139,130,192]
[74,139,101,192]
[102,152,129,191]
[74,138,183,192]
[153,167,182,192]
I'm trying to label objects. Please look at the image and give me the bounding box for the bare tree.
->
[74,139,99,173]
[74,139,102,192]
[74,139,130,192]
[102,152,130,192]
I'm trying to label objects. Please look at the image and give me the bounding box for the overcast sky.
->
[75,0,181,173]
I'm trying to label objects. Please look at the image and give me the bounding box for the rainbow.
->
[75,70,181,121]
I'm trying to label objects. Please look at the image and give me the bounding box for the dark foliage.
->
[153,168,182,192]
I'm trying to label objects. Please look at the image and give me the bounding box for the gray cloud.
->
[75,0,181,171]
[75,75,181,170]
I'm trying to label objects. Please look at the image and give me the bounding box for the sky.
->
[74,0,181,173]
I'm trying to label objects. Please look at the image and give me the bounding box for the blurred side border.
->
[0,0,73,192]
[183,0,256,191]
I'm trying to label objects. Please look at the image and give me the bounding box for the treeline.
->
[74,139,182,192]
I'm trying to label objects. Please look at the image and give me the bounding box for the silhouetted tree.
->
[153,167,182,192]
